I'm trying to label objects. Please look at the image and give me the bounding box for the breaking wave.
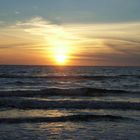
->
[0,87,138,98]
[0,114,136,124]
[0,74,139,79]
[0,98,140,110]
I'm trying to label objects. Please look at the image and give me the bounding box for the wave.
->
[0,98,140,110]
[0,87,137,98]
[0,74,139,79]
[0,115,136,124]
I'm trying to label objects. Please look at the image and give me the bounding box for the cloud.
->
[0,17,140,65]
[14,17,73,40]
[0,21,4,25]
[15,11,20,15]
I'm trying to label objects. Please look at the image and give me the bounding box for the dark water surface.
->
[0,65,140,139]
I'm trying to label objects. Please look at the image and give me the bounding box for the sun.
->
[56,54,67,64]
[44,27,75,65]
[54,48,69,65]
[48,40,71,65]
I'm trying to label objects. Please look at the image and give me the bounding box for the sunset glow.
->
[0,1,140,139]
[46,30,73,65]
[50,43,70,65]
[56,54,67,64]
[0,0,140,66]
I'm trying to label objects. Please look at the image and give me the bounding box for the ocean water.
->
[0,65,140,140]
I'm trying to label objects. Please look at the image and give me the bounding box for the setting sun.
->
[47,36,73,65]
[53,47,69,65]
[56,54,67,65]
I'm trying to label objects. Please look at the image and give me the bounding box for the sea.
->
[0,65,139,140]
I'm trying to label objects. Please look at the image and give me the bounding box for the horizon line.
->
[0,64,139,67]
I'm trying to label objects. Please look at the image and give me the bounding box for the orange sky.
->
[0,17,140,66]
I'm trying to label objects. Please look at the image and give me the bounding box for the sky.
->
[0,0,140,66]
